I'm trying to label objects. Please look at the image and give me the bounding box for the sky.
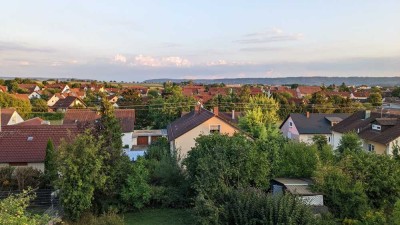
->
[0,0,399,81]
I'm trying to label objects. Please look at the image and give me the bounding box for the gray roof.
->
[281,113,350,134]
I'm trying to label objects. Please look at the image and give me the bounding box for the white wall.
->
[332,131,343,150]
[7,112,24,125]
[280,117,300,141]
[122,132,133,149]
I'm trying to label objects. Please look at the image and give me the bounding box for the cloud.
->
[235,28,303,44]
[160,42,182,48]
[0,41,55,53]
[113,54,192,67]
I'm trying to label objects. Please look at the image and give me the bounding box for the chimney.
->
[365,110,371,119]
[213,106,219,116]
[306,111,310,119]
[232,109,235,120]
[195,103,201,114]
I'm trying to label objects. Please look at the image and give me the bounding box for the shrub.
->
[0,166,15,190]
[63,211,124,225]
[14,167,43,191]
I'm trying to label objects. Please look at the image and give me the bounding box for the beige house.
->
[167,106,240,158]
[332,110,400,155]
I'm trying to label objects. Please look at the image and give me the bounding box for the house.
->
[132,129,168,149]
[17,84,41,93]
[271,178,325,207]
[350,92,370,102]
[296,86,322,98]
[50,96,86,112]
[167,106,241,158]
[0,85,8,92]
[0,108,24,126]
[28,91,41,99]
[280,112,350,145]
[45,84,70,93]
[332,110,400,155]
[47,93,63,106]
[62,109,135,148]
[107,95,119,104]
[0,125,79,171]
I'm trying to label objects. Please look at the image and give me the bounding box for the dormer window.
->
[372,124,381,131]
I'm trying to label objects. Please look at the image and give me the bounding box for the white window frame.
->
[372,124,381,131]
[209,124,221,134]
[368,144,375,152]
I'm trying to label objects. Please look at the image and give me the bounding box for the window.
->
[368,144,375,152]
[289,122,293,128]
[328,136,331,143]
[372,124,381,131]
[210,125,221,133]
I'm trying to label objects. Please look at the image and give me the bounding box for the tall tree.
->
[44,139,57,187]
[57,132,105,221]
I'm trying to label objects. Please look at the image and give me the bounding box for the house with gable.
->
[332,110,400,155]
[280,112,350,145]
[167,106,241,158]
[0,108,24,126]
[63,109,135,148]
[50,96,86,112]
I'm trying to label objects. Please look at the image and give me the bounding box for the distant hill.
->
[144,77,400,86]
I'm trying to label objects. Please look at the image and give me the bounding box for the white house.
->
[280,112,350,145]
[0,108,24,126]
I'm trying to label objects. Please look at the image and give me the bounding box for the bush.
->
[0,189,51,225]
[14,167,43,191]
[63,211,124,225]
[0,166,15,190]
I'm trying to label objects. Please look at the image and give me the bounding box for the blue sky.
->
[0,0,399,81]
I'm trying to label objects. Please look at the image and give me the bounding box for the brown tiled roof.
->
[298,86,322,95]
[167,109,214,141]
[17,84,38,92]
[13,117,45,126]
[0,125,79,163]
[1,108,17,126]
[63,109,135,132]
[51,96,86,109]
[167,108,240,141]
[219,111,243,124]
[352,92,370,98]
[332,110,400,145]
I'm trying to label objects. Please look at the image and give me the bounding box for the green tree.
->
[314,165,369,219]
[31,98,48,112]
[44,139,57,187]
[368,92,382,106]
[336,132,363,154]
[274,141,319,178]
[392,200,400,225]
[0,92,32,118]
[392,87,400,98]
[121,158,151,209]
[184,134,271,200]
[313,134,328,151]
[57,131,105,221]
[239,95,280,139]
[0,189,51,225]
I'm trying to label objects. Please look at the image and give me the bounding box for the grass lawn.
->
[123,208,193,225]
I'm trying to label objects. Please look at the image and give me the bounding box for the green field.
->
[124,208,193,225]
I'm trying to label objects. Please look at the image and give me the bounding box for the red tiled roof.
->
[0,125,79,163]
[17,84,38,92]
[352,92,370,98]
[13,117,45,126]
[0,85,8,92]
[10,93,30,101]
[63,109,135,132]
